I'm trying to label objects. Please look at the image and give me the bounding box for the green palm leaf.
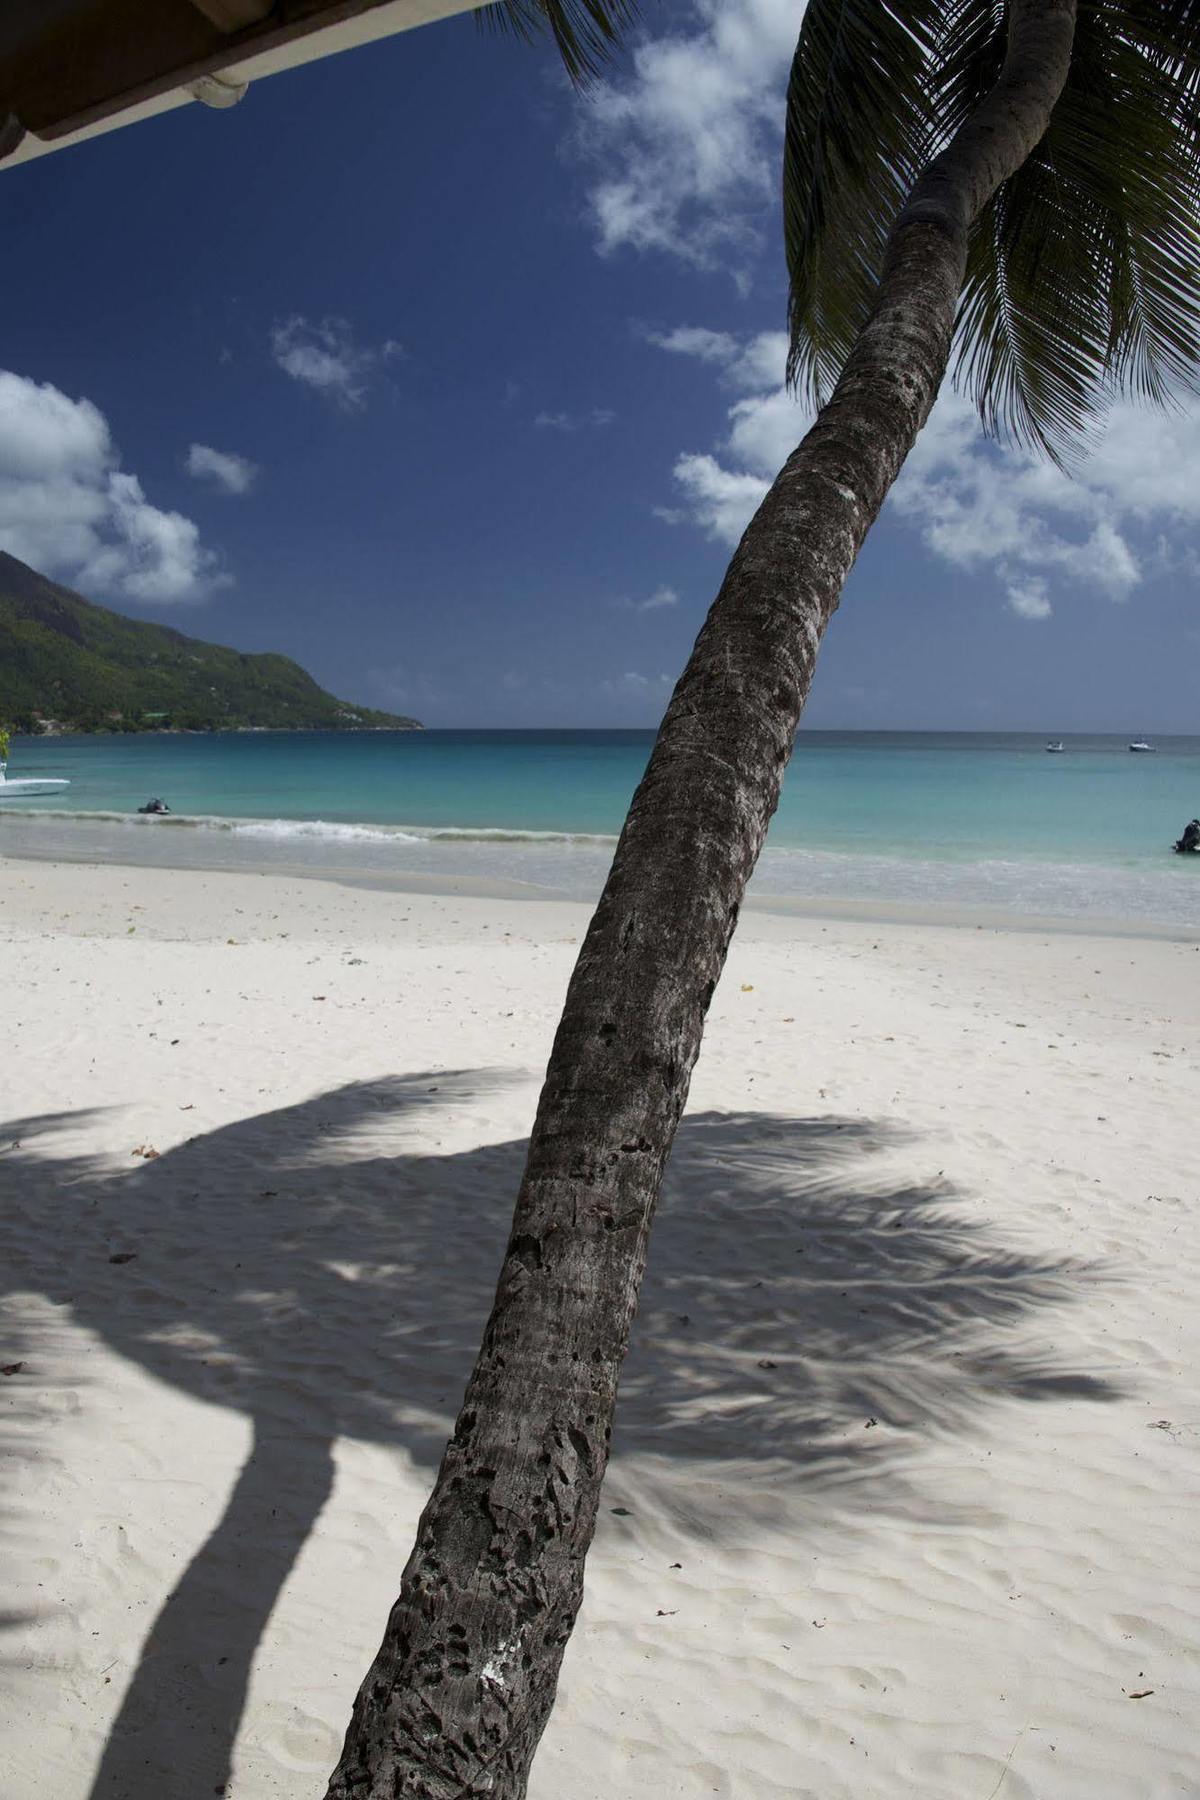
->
[784,0,947,400]
[949,0,1200,458]
[785,0,1200,461]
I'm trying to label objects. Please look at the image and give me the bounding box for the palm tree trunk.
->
[325,4,1077,1795]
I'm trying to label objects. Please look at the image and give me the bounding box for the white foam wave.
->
[3,807,1195,928]
[418,826,617,846]
[0,808,617,847]
[226,817,424,844]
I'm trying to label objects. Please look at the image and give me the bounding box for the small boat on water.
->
[0,763,70,800]
[1129,739,1156,753]
[1045,741,1065,753]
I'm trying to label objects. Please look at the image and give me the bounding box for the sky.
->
[1,0,1197,732]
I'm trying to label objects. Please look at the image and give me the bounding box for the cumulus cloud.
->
[581,0,800,275]
[533,407,616,431]
[270,316,399,410]
[185,442,258,495]
[891,392,1156,601]
[672,453,770,544]
[645,325,739,365]
[643,324,799,542]
[1006,577,1053,621]
[0,370,225,603]
[651,323,1200,613]
[616,584,680,613]
[649,324,789,394]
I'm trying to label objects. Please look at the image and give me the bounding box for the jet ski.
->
[138,797,171,815]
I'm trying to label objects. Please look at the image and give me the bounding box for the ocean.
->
[2,729,1198,929]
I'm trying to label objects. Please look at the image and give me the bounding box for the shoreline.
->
[6,727,1197,938]
[2,828,1196,942]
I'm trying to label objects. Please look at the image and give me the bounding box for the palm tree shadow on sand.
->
[0,1072,1120,1799]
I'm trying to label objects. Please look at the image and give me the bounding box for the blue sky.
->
[1,0,1197,730]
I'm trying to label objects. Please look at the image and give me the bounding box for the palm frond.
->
[1124,0,1200,77]
[481,0,636,85]
[1122,0,1200,151]
[950,0,1200,459]
[784,0,947,401]
[785,0,1200,462]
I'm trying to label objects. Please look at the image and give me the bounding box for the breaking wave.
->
[0,807,618,848]
[3,805,1196,929]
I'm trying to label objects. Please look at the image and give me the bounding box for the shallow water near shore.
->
[2,728,1198,928]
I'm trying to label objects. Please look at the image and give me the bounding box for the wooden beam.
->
[0,0,413,144]
[2,4,213,137]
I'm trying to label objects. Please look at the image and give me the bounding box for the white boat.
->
[0,763,70,799]
[1129,739,1156,753]
[1045,741,1065,753]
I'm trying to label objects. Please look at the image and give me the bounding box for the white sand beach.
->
[2,859,1198,1800]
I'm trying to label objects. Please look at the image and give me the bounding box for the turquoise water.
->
[2,730,1199,927]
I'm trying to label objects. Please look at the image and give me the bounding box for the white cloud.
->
[533,407,616,431]
[891,392,1150,601]
[727,331,790,393]
[644,322,804,541]
[185,442,258,495]
[647,324,789,394]
[645,325,739,365]
[1006,577,1052,621]
[581,0,801,274]
[672,453,769,544]
[726,382,807,472]
[652,324,1200,613]
[0,370,225,603]
[616,583,680,613]
[270,316,397,410]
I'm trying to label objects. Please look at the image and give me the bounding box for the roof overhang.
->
[0,0,487,170]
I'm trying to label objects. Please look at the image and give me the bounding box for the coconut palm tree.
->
[326,4,1200,1794]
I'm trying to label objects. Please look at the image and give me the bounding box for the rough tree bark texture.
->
[326,5,1077,1795]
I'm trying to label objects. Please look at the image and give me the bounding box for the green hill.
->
[0,551,419,734]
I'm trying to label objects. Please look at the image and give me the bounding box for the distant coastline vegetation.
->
[0,549,420,736]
